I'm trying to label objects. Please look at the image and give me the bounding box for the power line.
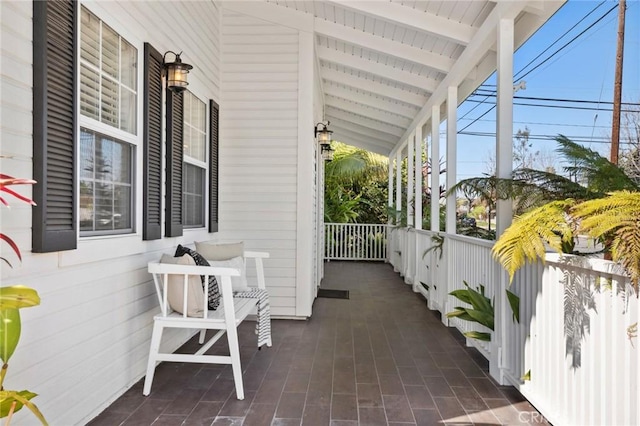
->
[458,131,635,145]
[513,1,608,81]
[471,91,640,106]
[459,2,622,132]
[457,117,612,129]
[516,3,619,82]
[463,98,638,113]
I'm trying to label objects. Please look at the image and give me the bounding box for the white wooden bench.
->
[143,251,270,400]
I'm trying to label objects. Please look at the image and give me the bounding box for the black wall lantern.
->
[314,121,334,161]
[163,51,193,93]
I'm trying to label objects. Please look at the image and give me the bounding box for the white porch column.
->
[295,30,314,318]
[414,128,423,230]
[407,134,414,227]
[430,105,440,232]
[395,150,402,223]
[496,19,514,237]
[492,17,515,385]
[388,158,394,222]
[446,86,458,234]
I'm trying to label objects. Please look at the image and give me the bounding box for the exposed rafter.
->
[326,116,401,143]
[325,106,404,137]
[321,68,426,107]
[323,84,418,120]
[325,96,412,128]
[314,19,455,74]
[326,0,475,46]
[316,46,439,94]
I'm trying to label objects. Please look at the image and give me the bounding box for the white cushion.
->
[195,241,244,261]
[159,254,205,317]
[208,256,249,292]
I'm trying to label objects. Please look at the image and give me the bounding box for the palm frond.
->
[556,135,639,192]
[573,191,640,289]
[492,200,576,282]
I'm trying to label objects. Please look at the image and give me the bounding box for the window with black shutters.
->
[78,6,138,236]
[182,91,207,228]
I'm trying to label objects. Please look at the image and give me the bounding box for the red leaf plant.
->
[0,174,36,268]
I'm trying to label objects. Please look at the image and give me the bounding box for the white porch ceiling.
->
[224,0,566,156]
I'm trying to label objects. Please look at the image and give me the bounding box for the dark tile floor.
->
[89,261,548,425]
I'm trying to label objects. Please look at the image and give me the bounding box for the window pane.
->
[101,24,119,79]
[79,128,134,235]
[120,40,137,89]
[95,183,114,231]
[114,185,131,229]
[80,8,100,67]
[80,130,95,179]
[183,163,204,227]
[95,136,114,181]
[80,65,100,120]
[112,140,131,183]
[79,180,94,231]
[80,6,137,136]
[120,88,136,134]
[101,78,119,127]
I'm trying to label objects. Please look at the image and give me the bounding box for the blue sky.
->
[454,0,640,180]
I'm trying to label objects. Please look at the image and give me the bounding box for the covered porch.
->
[89,261,545,425]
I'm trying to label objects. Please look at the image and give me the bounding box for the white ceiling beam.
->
[327,116,402,142]
[324,84,418,119]
[321,68,426,108]
[391,1,532,156]
[314,19,454,74]
[331,129,394,155]
[325,96,412,128]
[331,123,395,148]
[327,0,475,46]
[222,1,314,32]
[317,46,439,93]
[326,106,404,137]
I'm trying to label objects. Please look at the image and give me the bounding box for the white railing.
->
[446,234,500,358]
[392,227,639,426]
[516,255,638,426]
[324,223,389,261]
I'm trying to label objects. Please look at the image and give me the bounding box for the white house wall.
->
[0,1,222,425]
[220,10,316,318]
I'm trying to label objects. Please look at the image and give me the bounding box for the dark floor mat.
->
[317,288,350,299]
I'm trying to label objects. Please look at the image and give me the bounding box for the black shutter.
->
[165,90,184,237]
[32,0,77,253]
[209,100,219,233]
[143,43,163,240]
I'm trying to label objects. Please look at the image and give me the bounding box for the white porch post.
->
[395,150,402,224]
[446,86,458,234]
[414,128,423,293]
[295,30,314,318]
[407,134,415,227]
[388,158,394,222]
[492,17,515,385]
[430,105,440,233]
[414,129,423,231]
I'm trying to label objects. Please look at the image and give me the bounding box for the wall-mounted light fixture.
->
[314,121,334,161]
[163,51,193,93]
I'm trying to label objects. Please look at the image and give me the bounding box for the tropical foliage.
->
[446,282,494,341]
[0,174,46,424]
[324,142,388,224]
[449,136,640,291]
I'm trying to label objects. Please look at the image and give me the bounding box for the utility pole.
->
[611,0,626,164]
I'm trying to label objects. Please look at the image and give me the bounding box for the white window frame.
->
[77,4,143,238]
[182,91,208,229]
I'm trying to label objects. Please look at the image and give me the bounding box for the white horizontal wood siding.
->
[220,11,304,317]
[0,2,221,425]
